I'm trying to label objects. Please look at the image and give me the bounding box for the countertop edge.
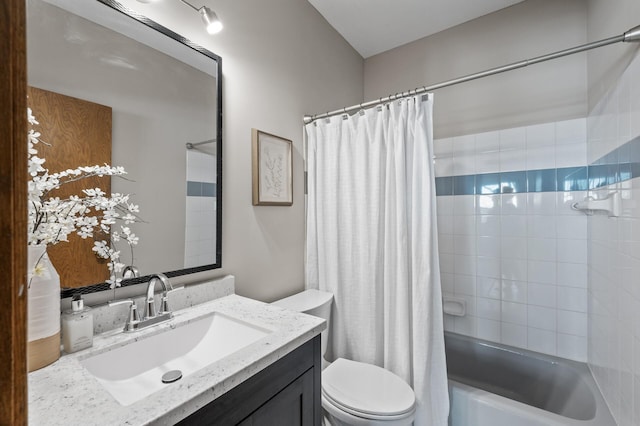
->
[28,294,325,426]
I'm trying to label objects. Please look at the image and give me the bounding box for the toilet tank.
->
[272,289,333,359]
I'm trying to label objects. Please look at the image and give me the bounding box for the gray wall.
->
[118,0,364,301]
[587,0,640,111]
[364,0,588,139]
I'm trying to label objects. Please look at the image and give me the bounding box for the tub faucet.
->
[144,273,173,319]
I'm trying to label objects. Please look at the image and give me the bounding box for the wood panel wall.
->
[0,0,28,424]
[27,87,112,288]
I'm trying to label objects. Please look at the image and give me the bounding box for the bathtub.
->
[445,332,615,426]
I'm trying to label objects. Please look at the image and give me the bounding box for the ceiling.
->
[307,0,525,58]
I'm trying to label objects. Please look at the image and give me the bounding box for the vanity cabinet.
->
[177,335,321,426]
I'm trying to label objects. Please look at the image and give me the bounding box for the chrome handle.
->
[159,286,184,314]
[109,299,141,332]
[145,297,157,319]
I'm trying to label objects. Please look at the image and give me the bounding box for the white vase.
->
[27,244,61,371]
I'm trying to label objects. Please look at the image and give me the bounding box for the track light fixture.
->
[180,0,223,34]
[199,6,223,34]
[136,0,223,34]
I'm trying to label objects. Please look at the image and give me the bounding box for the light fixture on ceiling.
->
[180,0,223,34]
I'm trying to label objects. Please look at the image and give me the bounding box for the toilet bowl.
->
[273,290,416,426]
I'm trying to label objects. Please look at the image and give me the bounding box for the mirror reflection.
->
[27,0,222,296]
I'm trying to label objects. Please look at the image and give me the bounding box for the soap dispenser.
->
[62,294,93,354]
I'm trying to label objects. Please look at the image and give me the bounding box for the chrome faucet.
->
[110,273,182,333]
[108,299,141,332]
[144,273,173,319]
[122,265,140,279]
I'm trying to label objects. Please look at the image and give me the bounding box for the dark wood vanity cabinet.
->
[177,336,322,426]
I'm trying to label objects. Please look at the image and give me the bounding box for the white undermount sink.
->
[79,312,272,406]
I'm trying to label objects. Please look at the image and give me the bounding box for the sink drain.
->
[161,370,183,384]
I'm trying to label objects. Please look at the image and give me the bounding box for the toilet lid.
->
[322,358,416,417]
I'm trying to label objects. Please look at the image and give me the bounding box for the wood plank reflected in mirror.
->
[28,87,112,288]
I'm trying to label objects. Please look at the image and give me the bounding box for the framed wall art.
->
[252,129,293,206]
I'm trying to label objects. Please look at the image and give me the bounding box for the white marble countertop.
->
[28,294,325,425]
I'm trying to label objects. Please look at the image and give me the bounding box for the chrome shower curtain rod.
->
[186,139,216,149]
[303,24,640,124]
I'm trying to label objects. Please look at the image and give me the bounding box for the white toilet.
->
[273,289,416,426]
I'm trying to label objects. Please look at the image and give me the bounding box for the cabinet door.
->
[238,369,314,426]
[176,336,321,426]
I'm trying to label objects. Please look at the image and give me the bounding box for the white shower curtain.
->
[305,94,448,425]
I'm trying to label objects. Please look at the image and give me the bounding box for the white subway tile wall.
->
[435,117,589,362]
[435,118,588,178]
[185,150,217,268]
[435,48,640,423]
[587,50,640,425]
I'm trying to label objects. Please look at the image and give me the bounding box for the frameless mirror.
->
[27,0,222,297]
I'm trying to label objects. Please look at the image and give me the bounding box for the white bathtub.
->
[445,332,615,426]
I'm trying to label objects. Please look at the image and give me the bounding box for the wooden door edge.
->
[0,0,28,424]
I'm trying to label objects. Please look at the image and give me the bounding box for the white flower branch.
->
[28,108,142,288]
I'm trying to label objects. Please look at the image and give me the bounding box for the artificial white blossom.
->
[28,108,141,287]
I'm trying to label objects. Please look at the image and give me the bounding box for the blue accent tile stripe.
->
[453,175,475,196]
[202,183,216,197]
[501,171,527,194]
[587,164,608,190]
[589,134,640,189]
[476,173,500,195]
[187,181,217,197]
[187,181,202,196]
[435,176,453,196]
[557,167,588,191]
[527,169,556,192]
[435,135,640,197]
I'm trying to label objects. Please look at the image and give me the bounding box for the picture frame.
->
[252,129,293,206]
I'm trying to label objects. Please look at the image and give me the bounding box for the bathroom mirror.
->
[27,0,222,298]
